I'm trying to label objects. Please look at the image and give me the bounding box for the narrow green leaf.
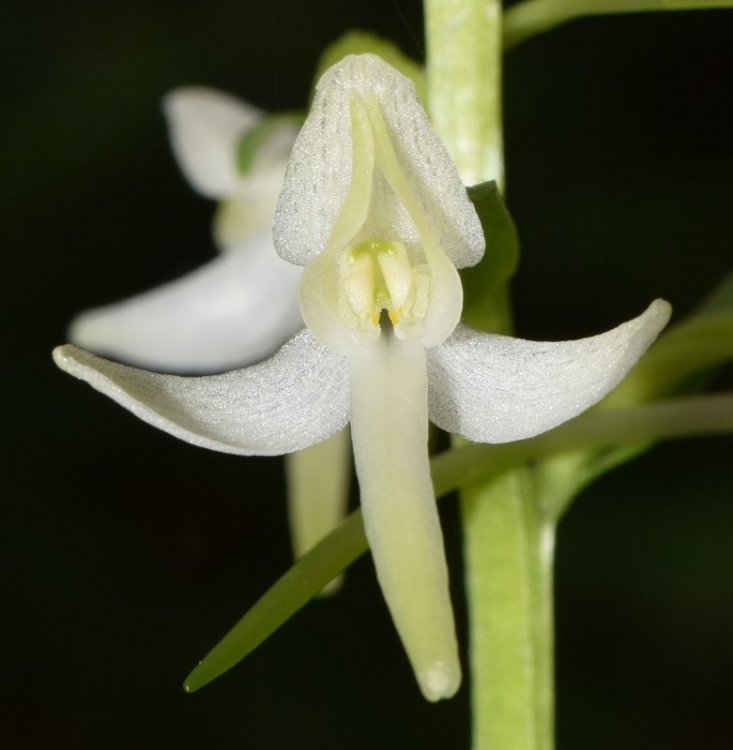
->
[460,181,520,332]
[184,393,733,693]
[503,0,733,51]
[184,510,367,693]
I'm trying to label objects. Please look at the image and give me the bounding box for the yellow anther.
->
[341,252,376,321]
[337,238,430,335]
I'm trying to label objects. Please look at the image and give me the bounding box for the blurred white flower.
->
[68,86,348,588]
[69,88,302,373]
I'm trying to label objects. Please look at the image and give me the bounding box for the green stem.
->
[426,2,551,748]
[425,0,504,188]
[503,0,733,50]
[460,472,554,750]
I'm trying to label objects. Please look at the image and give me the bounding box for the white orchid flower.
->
[70,87,303,373]
[54,54,671,701]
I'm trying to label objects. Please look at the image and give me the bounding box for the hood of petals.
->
[272,54,484,269]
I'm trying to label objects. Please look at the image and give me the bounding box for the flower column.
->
[426,2,555,749]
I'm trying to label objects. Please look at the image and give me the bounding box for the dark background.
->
[3,1,732,748]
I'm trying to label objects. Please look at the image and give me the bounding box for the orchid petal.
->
[53,330,349,455]
[273,53,484,269]
[295,91,378,355]
[350,335,461,701]
[360,98,464,347]
[285,428,352,595]
[427,299,672,443]
[288,56,473,355]
[69,233,303,373]
[164,87,263,198]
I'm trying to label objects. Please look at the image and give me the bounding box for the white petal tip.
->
[629,297,672,349]
[647,297,672,325]
[52,344,72,369]
[163,87,260,198]
[418,662,462,702]
[53,344,96,382]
